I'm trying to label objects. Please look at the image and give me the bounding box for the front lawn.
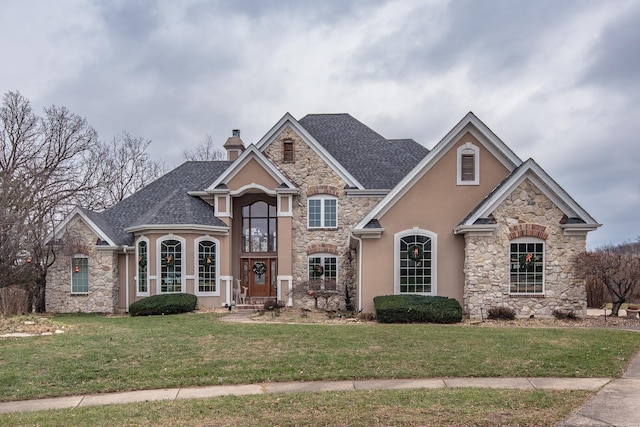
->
[1,312,639,403]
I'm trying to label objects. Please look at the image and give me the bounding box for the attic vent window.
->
[461,154,475,181]
[283,139,294,163]
[457,143,479,185]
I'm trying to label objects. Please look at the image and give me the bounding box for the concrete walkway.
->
[0,377,613,415]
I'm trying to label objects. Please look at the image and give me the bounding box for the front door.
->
[242,258,277,299]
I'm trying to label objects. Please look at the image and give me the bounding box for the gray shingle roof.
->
[298,114,429,189]
[94,161,232,246]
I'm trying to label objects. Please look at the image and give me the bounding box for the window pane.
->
[198,241,216,293]
[72,257,89,293]
[510,241,544,293]
[137,241,148,293]
[399,235,432,294]
[161,239,182,293]
[242,201,277,252]
[324,199,337,227]
[308,199,321,227]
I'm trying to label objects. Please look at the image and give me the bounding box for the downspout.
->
[123,246,130,313]
[350,232,364,312]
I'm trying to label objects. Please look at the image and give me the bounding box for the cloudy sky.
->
[1,0,638,248]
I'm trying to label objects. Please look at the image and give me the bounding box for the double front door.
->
[242,258,277,299]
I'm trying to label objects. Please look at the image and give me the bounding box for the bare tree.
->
[0,91,104,311]
[86,132,163,210]
[182,134,226,161]
[573,241,640,316]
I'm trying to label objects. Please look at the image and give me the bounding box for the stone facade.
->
[46,220,119,313]
[464,179,587,318]
[263,126,382,308]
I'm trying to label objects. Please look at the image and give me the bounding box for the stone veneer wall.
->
[464,179,587,318]
[46,220,119,313]
[263,126,382,309]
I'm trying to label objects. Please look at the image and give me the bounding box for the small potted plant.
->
[625,304,640,318]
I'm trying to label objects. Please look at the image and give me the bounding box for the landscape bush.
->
[373,294,462,324]
[129,293,197,316]
[486,306,516,320]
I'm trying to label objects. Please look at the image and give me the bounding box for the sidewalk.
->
[0,376,613,415]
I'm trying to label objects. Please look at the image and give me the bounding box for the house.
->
[46,112,600,317]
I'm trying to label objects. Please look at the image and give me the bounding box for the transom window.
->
[137,240,149,295]
[242,201,277,252]
[198,240,217,294]
[71,255,89,294]
[308,254,337,291]
[308,196,337,229]
[160,239,182,293]
[510,240,544,294]
[397,233,435,294]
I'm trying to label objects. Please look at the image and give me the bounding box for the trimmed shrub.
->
[486,306,516,320]
[129,293,197,317]
[373,295,463,324]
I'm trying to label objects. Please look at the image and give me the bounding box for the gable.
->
[256,113,362,188]
[455,159,601,235]
[206,145,297,194]
[226,157,280,191]
[373,130,512,233]
[355,112,522,231]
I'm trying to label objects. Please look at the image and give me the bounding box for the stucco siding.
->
[358,129,511,313]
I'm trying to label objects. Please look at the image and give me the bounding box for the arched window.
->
[509,237,544,294]
[196,238,219,296]
[242,201,277,252]
[71,254,89,294]
[159,237,183,293]
[457,142,480,185]
[395,230,437,295]
[137,239,149,296]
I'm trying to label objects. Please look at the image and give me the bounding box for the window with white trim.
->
[509,238,544,294]
[308,254,337,291]
[457,142,479,185]
[71,254,89,294]
[160,238,182,293]
[197,239,218,295]
[137,240,149,296]
[308,195,337,229]
[395,230,437,295]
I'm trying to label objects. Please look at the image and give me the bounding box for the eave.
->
[453,224,498,237]
[124,224,230,235]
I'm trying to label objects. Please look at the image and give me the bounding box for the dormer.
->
[223,129,246,161]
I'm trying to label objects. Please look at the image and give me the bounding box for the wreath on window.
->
[252,262,266,278]
[163,255,174,267]
[199,255,213,265]
[312,264,324,277]
[518,253,538,271]
[408,245,423,263]
[138,256,147,268]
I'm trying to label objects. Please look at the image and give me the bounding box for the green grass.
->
[2,388,592,427]
[1,312,639,404]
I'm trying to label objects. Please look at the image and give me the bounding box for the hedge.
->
[129,293,198,316]
[373,294,463,324]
